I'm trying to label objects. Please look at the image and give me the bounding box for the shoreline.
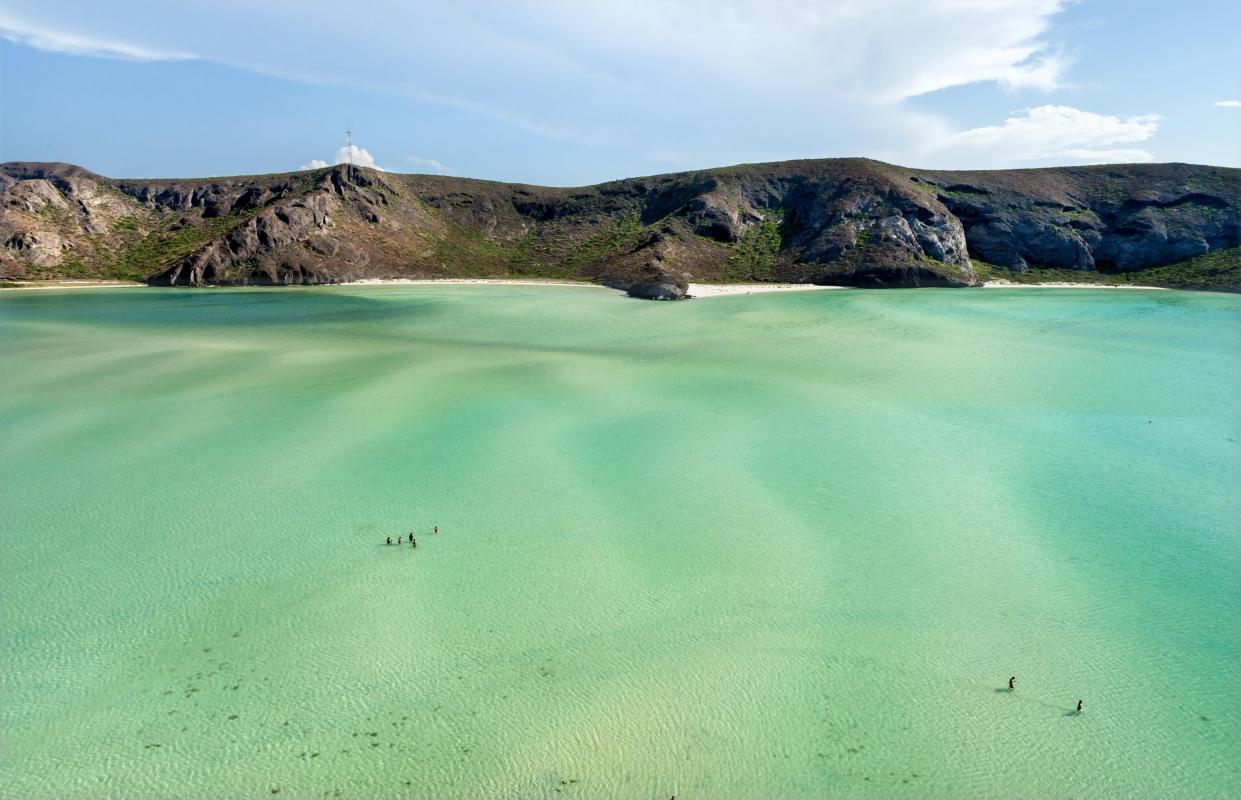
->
[0,277,1180,294]
[980,279,1170,290]
[347,277,606,289]
[0,278,850,297]
[686,282,844,298]
[0,279,146,291]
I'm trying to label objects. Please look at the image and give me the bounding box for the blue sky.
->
[1,1,1238,184]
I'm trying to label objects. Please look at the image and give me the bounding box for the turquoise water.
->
[1,285,1238,799]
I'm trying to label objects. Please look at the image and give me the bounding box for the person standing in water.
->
[398,536,403,545]
[386,537,392,546]
[1076,700,1083,713]
[411,537,417,548]
[1008,676,1016,690]
[434,526,439,535]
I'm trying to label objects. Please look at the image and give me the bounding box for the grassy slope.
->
[972,247,1241,292]
[108,211,267,281]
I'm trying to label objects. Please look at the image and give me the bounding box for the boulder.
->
[625,278,688,300]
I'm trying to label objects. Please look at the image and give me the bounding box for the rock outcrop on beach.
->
[3,158,1238,295]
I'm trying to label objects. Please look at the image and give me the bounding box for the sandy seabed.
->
[2,283,1238,799]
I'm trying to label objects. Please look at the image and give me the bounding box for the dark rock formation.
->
[2,158,1238,293]
[152,193,340,286]
[627,281,687,300]
[915,165,1239,274]
[611,275,689,300]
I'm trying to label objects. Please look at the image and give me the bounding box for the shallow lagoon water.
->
[1,285,1238,799]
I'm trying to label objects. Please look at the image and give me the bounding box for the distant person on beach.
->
[386,537,392,546]
[1076,700,1083,713]
[1008,676,1015,690]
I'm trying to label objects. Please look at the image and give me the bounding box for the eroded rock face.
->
[2,159,1237,290]
[154,193,342,285]
[926,169,1240,273]
[3,229,65,268]
[3,179,70,214]
[0,163,148,277]
[683,193,758,242]
[145,168,416,286]
[621,175,976,289]
[1093,196,1234,270]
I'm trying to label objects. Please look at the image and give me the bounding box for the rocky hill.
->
[2,158,1238,297]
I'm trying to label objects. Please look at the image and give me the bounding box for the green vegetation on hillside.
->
[428,220,527,277]
[972,248,1241,291]
[1112,248,1241,291]
[565,213,644,269]
[427,216,573,279]
[5,159,1238,291]
[726,213,783,280]
[104,211,265,282]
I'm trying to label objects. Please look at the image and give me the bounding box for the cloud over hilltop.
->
[931,105,1161,166]
[300,144,382,171]
[3,0,1217,175]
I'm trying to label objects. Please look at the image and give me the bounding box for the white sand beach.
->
[1,276,1175,294]
[981,280,1169,290]
[348,277,605,289]
[352,278,848,298]
[687,283,844,297]
[0,280,145,291]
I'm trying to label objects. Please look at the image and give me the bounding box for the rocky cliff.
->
[3,159,1238,296]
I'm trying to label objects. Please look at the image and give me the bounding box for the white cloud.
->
[1213,100,1241,108]
[300,145,383,171]
[15,1,1183,176]
[525,0,1071,103]
[0,10,192,61]
[1,2,1070,127]
[405,156,450,174]
[930,105,1160,166]
[338,145,379,169]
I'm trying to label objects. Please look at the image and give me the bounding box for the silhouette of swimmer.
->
[434,526,439,535]
[1008,676,1016,690]
[1076,700,1083,713]
[386,537,392,546]
[411,538,417,548]
[398,537,403,545]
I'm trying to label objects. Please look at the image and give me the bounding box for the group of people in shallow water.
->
[1008,676,1083,713]
[386,525,439,549]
